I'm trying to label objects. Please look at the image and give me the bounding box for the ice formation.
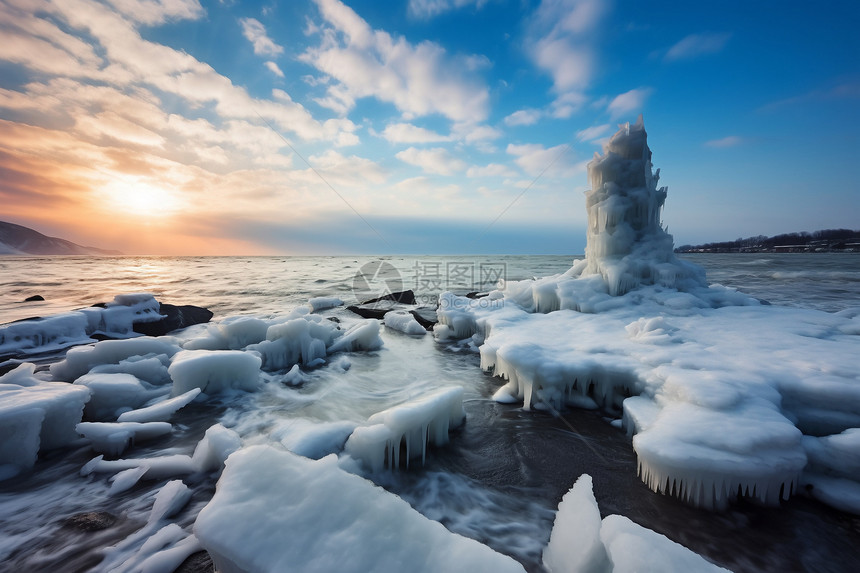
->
[543,474,729,573]
[168,350,263,395]
[0,293,165,357]
[384,310,428,335]
[580,116,705,296]
[73,372,167,420]
[436,118,860,511]
[117,388,201,423]
[345,386,465,472]
[194,445,526,573]
[307,296,343,312]
[83,423,241,480]
[0,370,90,478]
[75,421,173,456]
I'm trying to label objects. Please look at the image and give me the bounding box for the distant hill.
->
[0,221,123,256]
[676,229,860,253]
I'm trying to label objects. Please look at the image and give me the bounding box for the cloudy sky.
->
[1,0,858,255]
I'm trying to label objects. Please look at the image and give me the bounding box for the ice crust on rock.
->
[194,445,525,573]
[73,372,166,421]
[168,350,262,396]
[544,473,729,573]
[245,315,381,371]
[50,337,182,382]
[0,377,90,478]
[345,386,466,472]
[0,293,164,357]
[384,310,428,335]
[435,118,860,511]
[307,296,343,312]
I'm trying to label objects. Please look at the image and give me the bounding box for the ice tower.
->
[581,116,704,295]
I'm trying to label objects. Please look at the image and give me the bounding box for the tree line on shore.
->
[676,229,860,253]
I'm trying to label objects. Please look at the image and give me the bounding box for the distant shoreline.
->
[676,229,860,254]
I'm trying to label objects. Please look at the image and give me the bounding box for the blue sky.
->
[0,0,858,254]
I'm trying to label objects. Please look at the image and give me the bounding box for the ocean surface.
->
[1,253,859,572]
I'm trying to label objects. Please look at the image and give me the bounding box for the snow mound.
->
[345,386,465,472]
[168,350,262,396]
[194,445,525,573]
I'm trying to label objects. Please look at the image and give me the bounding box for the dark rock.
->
[175,550,215,573]
[410,307,438,330]
[133,304,213,337]
[465,291,490,299]
[326,316,341,323]
[62,511,117,532]
[91,302,108,308]
[23,295,45,302]
[361,290,416,305]
[347,301,438,331]
[346,304,390,320]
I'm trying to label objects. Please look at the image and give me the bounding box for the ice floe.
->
[194,445,526,573]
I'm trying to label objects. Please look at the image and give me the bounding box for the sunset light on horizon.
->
[1,0,858,255]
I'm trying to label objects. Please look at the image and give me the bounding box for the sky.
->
[0,0,858,255]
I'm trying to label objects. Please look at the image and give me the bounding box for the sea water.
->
[0,253,858,572]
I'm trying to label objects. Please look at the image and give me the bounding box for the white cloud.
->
[301,0,489,122]
[453,122,502,143]
[239,18,284,57]
[306,149,388,185]
[576,123,610,141]
[381,122,450,143]
[664,33,731,62]
[525,0,605,95]
[466,163,518,178]
[704,135,744,148]
[504,109,542,127]
[607,87,652,119]
[407,0,487,19]
[265,61,285,77]
[395,147,468,175]
[506,142,581,177]
[105,0,204,26]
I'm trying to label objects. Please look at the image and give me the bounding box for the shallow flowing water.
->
[1,253,858,572]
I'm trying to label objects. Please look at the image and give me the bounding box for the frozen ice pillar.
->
[582,115,705,295]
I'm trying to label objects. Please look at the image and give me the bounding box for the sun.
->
[99,176,185,217]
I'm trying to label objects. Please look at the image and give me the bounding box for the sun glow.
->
[99,177,185,217]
